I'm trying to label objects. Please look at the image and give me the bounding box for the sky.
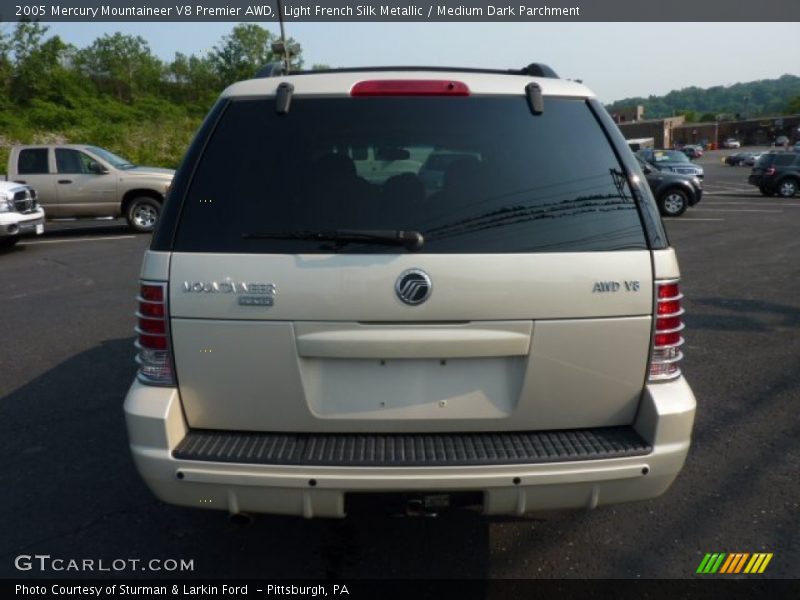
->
[44,22,800,103]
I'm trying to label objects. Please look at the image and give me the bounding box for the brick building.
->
[617,116,686,149]
[616,110,800,149]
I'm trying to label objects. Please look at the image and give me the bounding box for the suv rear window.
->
[173,96,646,254]
[757,153,799,167]
[773,154,798,167]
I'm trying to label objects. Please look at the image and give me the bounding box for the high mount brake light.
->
[135,281,175,386]
[649,279,685,382]
[350,80,470,97]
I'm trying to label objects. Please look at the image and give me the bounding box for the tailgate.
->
[169,251,653,433]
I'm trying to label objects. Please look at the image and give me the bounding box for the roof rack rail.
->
[254,64,560,79]
[520,63,559,78]
[254,62,288,78]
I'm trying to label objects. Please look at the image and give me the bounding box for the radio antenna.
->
[275,0,290,72]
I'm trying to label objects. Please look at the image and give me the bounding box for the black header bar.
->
[2,0,799,22]
[6,578,800,599]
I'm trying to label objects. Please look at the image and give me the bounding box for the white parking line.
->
[691,208,782,213]
[20,235,137,245]
[703,202,800,207]
[664,218,725,221]
[704,190,757,196]
[703,185,752,191]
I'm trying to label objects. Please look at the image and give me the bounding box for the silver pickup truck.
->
[6,145,174,232]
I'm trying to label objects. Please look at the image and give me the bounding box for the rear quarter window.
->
[173,95,647,254]
[18,148,49,174]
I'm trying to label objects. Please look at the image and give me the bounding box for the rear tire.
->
[126,196,161,233]
[658,189,688,217]
[777,178,798,198]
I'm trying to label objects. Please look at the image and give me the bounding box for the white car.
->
[723,139,741,149]
[0,180,45,248]
[124,64,696,519]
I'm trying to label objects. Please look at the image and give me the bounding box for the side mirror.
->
[642,164,652,174]
[88,161,108,174]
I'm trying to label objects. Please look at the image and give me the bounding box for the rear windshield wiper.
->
[242,229,424,251]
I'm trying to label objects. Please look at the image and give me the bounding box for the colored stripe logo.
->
[696,552,773,574]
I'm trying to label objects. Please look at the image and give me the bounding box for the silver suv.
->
[124,65,696,518]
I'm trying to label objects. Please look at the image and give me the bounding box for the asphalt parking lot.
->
[1,149,798,579]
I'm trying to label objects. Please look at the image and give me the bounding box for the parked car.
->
[638,148,704,179]
[722,139,741,149]
[793,142,800,152]
[0,181,45,247]
[724,152,747,166]
[743,151,765,166]
[636,156,702,216]
[774,136,790,149]
[6,145,174,232]
[682,145,703,159]
[124,63,696,519]
[748,151,800,197]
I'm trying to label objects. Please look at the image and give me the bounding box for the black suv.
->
[748,152,800,197]
[636,156,702,216]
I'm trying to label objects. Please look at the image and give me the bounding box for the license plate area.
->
[345,491,483,517]
[300,357,525,420]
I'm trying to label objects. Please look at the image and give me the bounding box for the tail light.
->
[765,167,776,176]
[135,281,175,385]
[649,279,685,381]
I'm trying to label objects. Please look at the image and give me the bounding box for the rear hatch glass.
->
[754,153,796,171]
[173,96,647,253]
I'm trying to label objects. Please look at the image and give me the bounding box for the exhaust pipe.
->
[229,512,254,526]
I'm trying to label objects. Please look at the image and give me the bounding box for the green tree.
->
[9,24,77,106]
[0,24,13,99]
[9,20,52,103]
[786,95,800,114]
[699,112,717,122]
[75,33,163,102]
[167,52,219,105]
[209,24,303,85]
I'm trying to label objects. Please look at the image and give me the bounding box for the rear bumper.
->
[748,174,767,187]
[124,378,696,517]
